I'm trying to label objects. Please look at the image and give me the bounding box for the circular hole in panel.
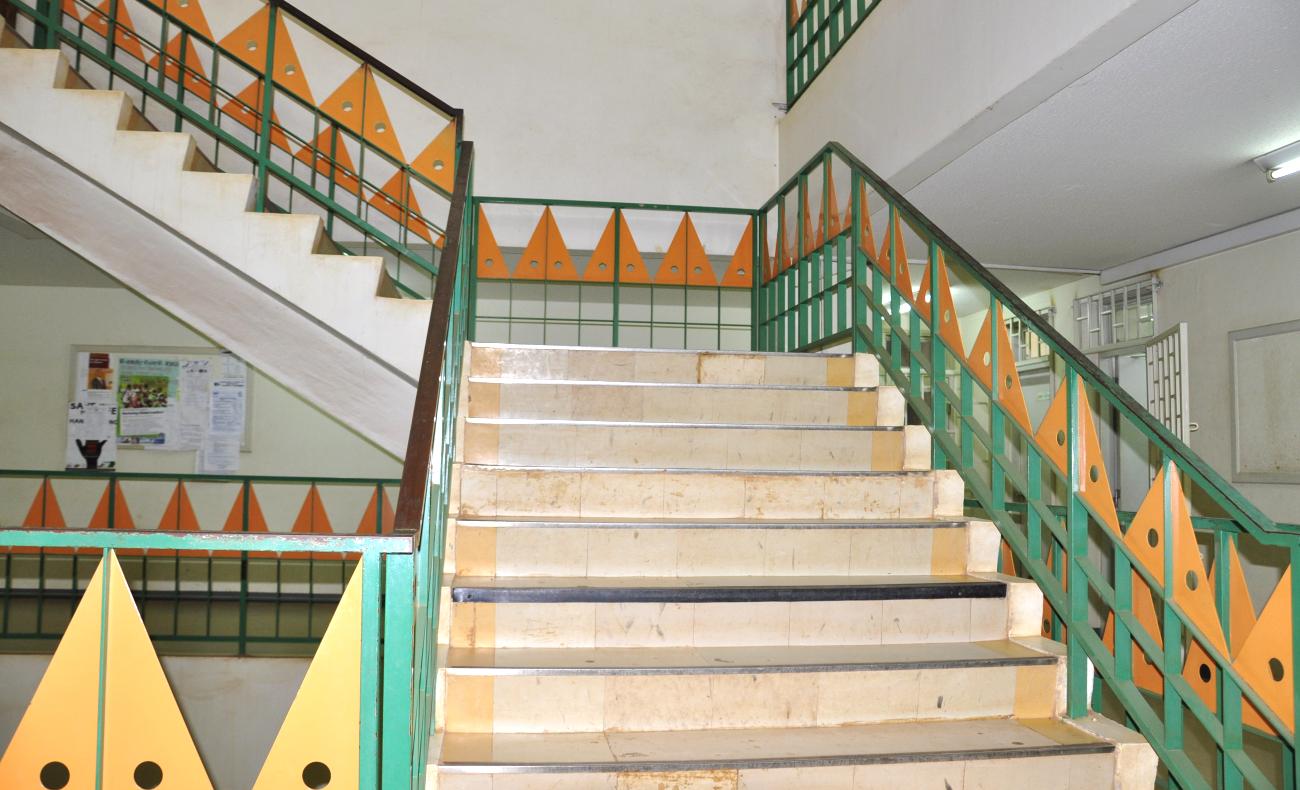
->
[554,260,562,269]
[982,352,990,366]
[433,160,445,171]
[737,269,746,276]
[943,309,951,323]
[1042,619,1051,633]
[484,258,494,267]
[598,263,607,271]
[694,266,702,274]
[375,122,387,134]
[529,260,539,269]
[284,63,297,75]
[40,762,70,790]
[245,40,257,52]
[133,761,163,790]
[1185,570,1199,591]
[341,100,354,113]
[1055,430,1065,446]
[178,0,189,6]
[923,293,931,304]
[1147,528,1159,548]
[302,762,332,789]
[1089,465,1099,483]
[1270,658,1286,682]
[626,264,634,272]
[671,266,679,273]
[1005,374,1013,390]
[1199,663,1212,683]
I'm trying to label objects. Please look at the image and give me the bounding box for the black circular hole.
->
[1005,374,1013,390]
[1055,430,1065,446]
[1147,528,1159,548]
[40,762,70,790]
[1270,657,1285,683]
[1198,663,1213,683]
[133,761,163,789]
[1089,465,1099,483]
[1185,570,1199,591]
[302,762,332,789]
[1042,619,1051,632]
[485,258,494,267]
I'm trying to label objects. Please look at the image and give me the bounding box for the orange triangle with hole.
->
[1121,466,1226,654]
[914,249,965,357]
[294,128,362,197]
[252,564,362,789]
[151,482,204,557]
[877,213,915,303]
[857,183,878,264]
[286,484,335,560]
[780,225,794,273]
[660,215,711,286]
[1102,572,1165,694]
[801,190,817,256]
[1215,541,1257,657]
[1033,377,1072,474]
[368,171,433,243]
[89,482,139,556]
[1032,377,1121,535]
[60,0,79,21]
[83,1,147,61]
[221,81,292,153]
[217,6,314,102]
[512,208,577,281]
[720,219,754,287]
[0,553,214,789]
[1234,567,1294,732]
[761,232,776,283]
[12,481,68,555]
[410,121,456,193]
[318,65,403,162]
[968,305,1034,436]
[585,212,651,283]
[1182,608,1276,734]
[822,171,843,238]
[158,0,214,38]
[216,486,273,558]
[149,35,214,102]
[476,207,510,279]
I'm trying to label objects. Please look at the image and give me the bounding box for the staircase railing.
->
[757,141,1299,789]
[9,0,461,297]
[786,0,883,106]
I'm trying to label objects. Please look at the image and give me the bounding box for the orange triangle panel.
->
[0,553,214,788]
[89,482,138,556]
[317,65,403,162]
[151,482,205,557]
[217,6,314,102]
[355,490,395,537]
[1102,572,1165,695]
[84,1,147,61]
[914,249,965,357]
[1233,567,1294,732]
[801,190,817,256]
[217,486,274,559]
[822,170,843,239]
[11,481,68,555]
[252,565,363,790]
[149,34,214,102]
[221,81,292,153]
[877,213,914,304]
[1216,540,1257,657]
[856,183,878,265]
[1031,376,1121,535]
[583,213,619,283]
[157,0,214,38]
[409,121,456,193]
[720,219,754,288]
[512,208,577,281]
[367,171,433,243]
[967,305,1034,436]
[286,484,335,560]
[294,128,362,198]
[659,215,712,286]
[476,208,510,280]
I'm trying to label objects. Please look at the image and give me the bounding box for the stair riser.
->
[469,346,878,388]
[454,526,977,578]
[438,752,1120,789]
[443,662,1063,734]
[450,597,1015,650]
[454,466,964,520]
[463,423,928,472]
[467,380,906,427]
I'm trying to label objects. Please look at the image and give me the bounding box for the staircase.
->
[432,343,1156,789]
[0,24,430,456]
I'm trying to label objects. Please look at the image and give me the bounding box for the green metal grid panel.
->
[787,0,883,106]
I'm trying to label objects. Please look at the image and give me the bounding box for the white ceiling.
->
[904,0,1300,272]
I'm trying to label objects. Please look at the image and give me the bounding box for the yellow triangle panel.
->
[0,552,213,789]
[476,208,510,280]
[253,564,363,790]
[1233,567,1294,732]
[967,304,1034,436]
[914,249,965,358]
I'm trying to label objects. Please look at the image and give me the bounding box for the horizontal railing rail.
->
[758,140,1300,789]
[786,0,882,106]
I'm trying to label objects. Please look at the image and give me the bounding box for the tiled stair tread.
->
[455,516,969,530]
[446,640,1059,675]
[450,574,1006,603]
[472,343,852,359]
[466,417,901,431]
[463,464,933,477]
[470,376,877,392]
[438,717,1112,772]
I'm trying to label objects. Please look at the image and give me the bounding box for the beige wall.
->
[0,282,401,481]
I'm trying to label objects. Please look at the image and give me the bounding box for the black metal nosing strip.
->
[440,743,1116,774]
[451,579,1007,605]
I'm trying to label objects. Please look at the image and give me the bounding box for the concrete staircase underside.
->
[431,344,1158,789]
[0,36,429,456]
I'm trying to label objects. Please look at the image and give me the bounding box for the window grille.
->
[1073,277,1158,351]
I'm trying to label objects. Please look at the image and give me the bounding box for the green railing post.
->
[928,240,947,469]
[380,552,415,788]
[254,2,279,212]
[613,208,622,347]
[1065,375,1089,718]
[358,551,381,788]
[1159,460,1186,751]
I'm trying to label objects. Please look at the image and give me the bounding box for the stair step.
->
[436,718,1117,787]
[466,377,905,426]
[450,574,1006,604]
[452,518,995,578]
[454,465,964,520]
[469,343,876,387]
[463,418,928,471]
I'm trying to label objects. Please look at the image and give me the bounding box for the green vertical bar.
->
[960,369,974,470]
[1065,375,1089,718]
[358,551,382,789]
[1290,543,1300,785]
[380,553,414,789]
[929,240,947,469]
[751,211,762,351]
[238,480,250,655]
[94,547,110,790]
[989,294,1005,512]
[1215,531,1243,790]
[1160,460,1185,747]
[253,3,278,212]
[33,0,54,49]
[887,206,902,374]
[851,172,867,354]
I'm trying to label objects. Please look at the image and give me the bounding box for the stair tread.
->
[469,376,876,392]
[446,639,1059,675]
[466,417,900,431]
[451,574,1005,603]
[438,717,1111,772]
[455,516,969,529]
[470,342,852,359]
[462,463,932,476]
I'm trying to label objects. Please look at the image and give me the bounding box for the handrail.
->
[394,140,473,546]
[785,0,883,106]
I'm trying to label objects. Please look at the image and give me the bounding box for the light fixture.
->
[1254,139,1300,182]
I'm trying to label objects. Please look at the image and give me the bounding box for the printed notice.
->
[176,359,212,450]
[197,435,241,474]
[117,357,180,446]
[66,401,118,470]
[209,378,246,435]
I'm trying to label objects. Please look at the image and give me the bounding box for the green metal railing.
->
[10,0,461,297]
[0,468,401,654]
[469,196,758,350]
[759,141,1299,789]
[787,0,882,106]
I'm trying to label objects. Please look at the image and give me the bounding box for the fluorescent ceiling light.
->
[1254,139,1300,182]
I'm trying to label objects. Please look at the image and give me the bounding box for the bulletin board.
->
[66,345,253,473]
[1231,321,1300,483]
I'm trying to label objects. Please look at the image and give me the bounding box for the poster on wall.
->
[116,357,180,446]
[83,352,115,403]
[65,401,118,470]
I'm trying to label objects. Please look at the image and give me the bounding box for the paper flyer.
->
[66,401,118,470]
[117,357,180,446]
[82,352,115,403]
[176,358,212,450]
[197,435,241,474]
[209,378,246,435]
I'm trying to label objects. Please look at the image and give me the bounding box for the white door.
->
[1146,322,1191,444]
